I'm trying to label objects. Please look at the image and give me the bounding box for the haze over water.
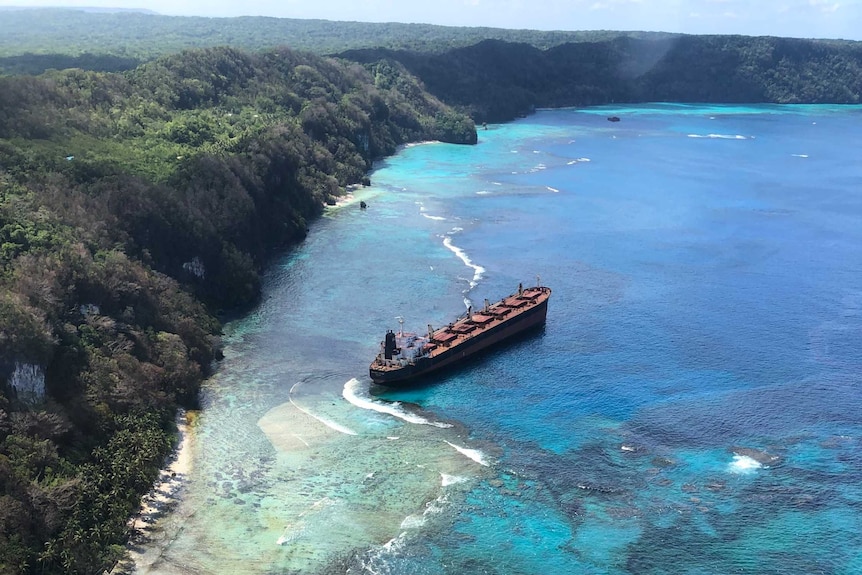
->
[131,104,862,574]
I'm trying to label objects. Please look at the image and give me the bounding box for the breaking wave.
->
[442,234,486,291]
[289,383,357,436]
[343,378,453,428]
[441,473,469,487]
[728,454,762,474]
[444,440,492,467]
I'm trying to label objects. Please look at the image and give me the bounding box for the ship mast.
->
[396,316,404,337]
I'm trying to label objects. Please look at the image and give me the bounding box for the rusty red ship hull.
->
[370,285,551,386]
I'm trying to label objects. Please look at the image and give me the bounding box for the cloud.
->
[809,0,841,11]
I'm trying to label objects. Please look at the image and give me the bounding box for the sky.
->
[5,0,862,40]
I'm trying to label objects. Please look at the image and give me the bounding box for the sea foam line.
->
[422,213,446,221]
[289,383,358,436]
[688,133,751,140]
[444,440,491,467]
[442,236,486,290]
[405,140,441,148]
[343,378,453,428]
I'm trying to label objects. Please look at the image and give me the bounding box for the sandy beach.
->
[111,410,195,574]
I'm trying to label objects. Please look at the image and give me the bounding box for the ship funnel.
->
[484,299,490,312]
[384,330,397,359]
[518,282,523,295]
[428,324,434,339]
[468,306,472,321]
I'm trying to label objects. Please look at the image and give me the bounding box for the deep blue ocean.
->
[133,104,862,575]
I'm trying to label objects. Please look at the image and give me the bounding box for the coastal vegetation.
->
[1,8,861,573]
[341,34,862,122]
[0,45,474,574]
[0,8,670,75]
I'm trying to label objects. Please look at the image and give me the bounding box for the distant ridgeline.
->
[0,45,474,575]
[1,10,860,123]
[340,35,862,122]
[0,8,664,75]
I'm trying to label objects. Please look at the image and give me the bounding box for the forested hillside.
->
[0,46,475,574]
[341,35,862,122]
[0,8,667,75]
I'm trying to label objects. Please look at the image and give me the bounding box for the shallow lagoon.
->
[129,104,862,574]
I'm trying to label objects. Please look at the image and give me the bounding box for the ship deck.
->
[423,286,550,359]
[370,286,551,377]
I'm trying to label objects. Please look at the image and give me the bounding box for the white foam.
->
[441,473,469,487]
[442,236,485,289]
[567,157,592,165]
[289,383,357,436]
[792,154,809,158]
[405,140,441,148]
[688,133,750,140]
[357,533,409,572]
[276,497,334,545]
[276,523,305,545]
[546,186,560,193]
[728,454,762,474]
[476,190,492,195]
[399,514,426,529]
[343,378,453,428]
[493,182,503,186]
[445,440,491,467]
[422,213,446,221]
[399,492,449,530]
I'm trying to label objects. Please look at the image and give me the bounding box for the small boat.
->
[370,282,551,385]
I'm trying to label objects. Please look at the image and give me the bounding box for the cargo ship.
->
[370,283,551,385]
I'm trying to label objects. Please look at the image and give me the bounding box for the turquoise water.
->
[132,104,862,574]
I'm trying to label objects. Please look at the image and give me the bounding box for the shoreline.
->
[111,410,195,574]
